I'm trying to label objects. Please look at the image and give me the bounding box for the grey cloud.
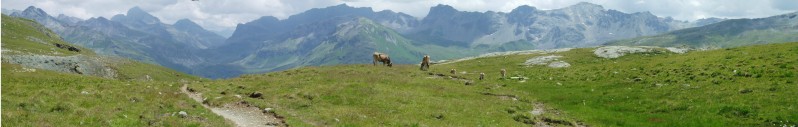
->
[771,0,798,10]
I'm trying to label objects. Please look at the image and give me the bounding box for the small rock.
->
[523,55,562,65]
[434,114,444,120]
[263,108,274,113]
[739,89,753,94]
[465,81,474,85]
[178,111,188,118]
[81,91,90,95]
[249,92,263,98]
[234,95,242,98]
[265,122,280,126]
[547,61,571,68]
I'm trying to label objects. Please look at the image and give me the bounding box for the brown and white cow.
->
[373,52,392,67]
[419,55,430,71]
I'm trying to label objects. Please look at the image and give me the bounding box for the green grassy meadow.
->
[193,42,798,126]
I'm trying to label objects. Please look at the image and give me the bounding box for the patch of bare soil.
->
[181,85,285,127]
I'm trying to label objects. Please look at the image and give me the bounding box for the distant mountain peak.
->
[334,3,350,7]
[314,3,372,12]
[84,17,111,24]
[174,18,203,30]
[568,2,604,10]
[94,17,109,21]
[175,18,198,25]
[511,5,537,14]
[122,6,160,23]
[256,16,279,21]
[431,4,456,11]
[127,6,146,15]
[574,2,602,7]
[20,6,49,17]
[427,4,458,16]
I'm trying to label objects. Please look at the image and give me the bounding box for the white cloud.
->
[3,0,797,37]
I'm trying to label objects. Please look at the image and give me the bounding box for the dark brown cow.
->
[419,55,430,71]
[373,52,392,67]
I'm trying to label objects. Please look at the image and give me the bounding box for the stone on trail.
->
[178,111,188,118]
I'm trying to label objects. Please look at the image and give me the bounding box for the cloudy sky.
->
[3,0,797,37]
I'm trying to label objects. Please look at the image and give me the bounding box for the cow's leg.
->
[425,63,429,70]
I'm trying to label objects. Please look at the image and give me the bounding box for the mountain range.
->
[14,2,794,78]
[10,6,225,74]
[609,12,798,48]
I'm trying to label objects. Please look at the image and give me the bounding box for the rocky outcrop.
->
[593,46,692,58]
[1,54,116,78]
[593,46,651,58]
[522,55,571,68]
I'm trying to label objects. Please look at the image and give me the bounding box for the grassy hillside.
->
[434,42,798,126]
[188,65,568,126]
[2,14,232,126]
[196,42,797,126]
[2,15,94,56]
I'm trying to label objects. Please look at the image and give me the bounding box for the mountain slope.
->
[1,14,231,126]
[220,4,417,60]
[609,12,798,48]
[173,19,226,48]
[10,6,225,75]
[409,2,707,50]
[211,3,722,78]
[199,17,469,78]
